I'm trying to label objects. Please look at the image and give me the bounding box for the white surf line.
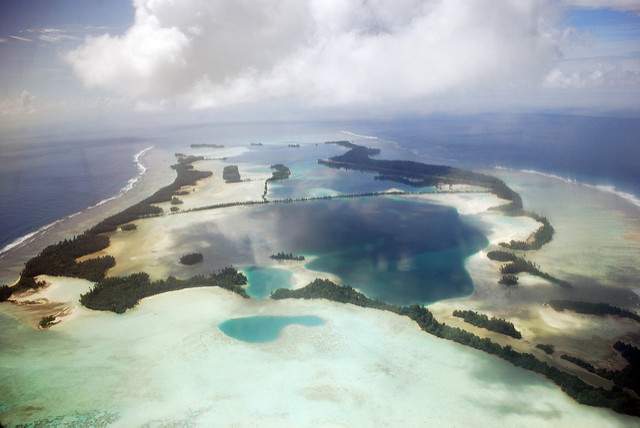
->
[340,130,379,140]
[0,146,154,258]
[496,166,640,210]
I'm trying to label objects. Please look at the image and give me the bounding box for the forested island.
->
[191,143,224,148]
[487,250,571,288]
[262,164,291,201]
[223,165,241,183]
[80,267,247,313]
[548,300,640,323]
[179,253,203,265]
[500,214,554,250]
[561,341,640,395]
[452,309,522,339]
[536,344,555,355]
[0,153,212,300]
[271,279,640,417]
[288,144,300,148]
[270,252,305,261]
[120,223,137,231]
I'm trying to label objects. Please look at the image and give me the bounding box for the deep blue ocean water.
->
[0,137,150,252]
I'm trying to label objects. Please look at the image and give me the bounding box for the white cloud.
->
[66,0,565,113]
[9,35,32,42]
[0,90,36,116]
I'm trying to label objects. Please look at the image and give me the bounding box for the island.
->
[536,344,555,355]
[548,300,640,323]
[288,144,300,148]
[223,165,242,183]
[80,267,248,314]
[452,309,522,339]
[271,279,640,417]
[120,223,137,231]
[250,142,263,146]
[179,252,203,265]
[270,252,305,261]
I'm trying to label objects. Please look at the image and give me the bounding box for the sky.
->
[1,0,640,131]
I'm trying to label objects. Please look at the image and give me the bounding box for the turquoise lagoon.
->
[218,315,324,343]
[244,266,293,299]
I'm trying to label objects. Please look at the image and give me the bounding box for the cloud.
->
[0,90,36,116]
[9,35,32,42]
[67,0,565,113]
[0,38,7,43]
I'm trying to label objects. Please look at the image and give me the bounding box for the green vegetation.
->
[39,315,56,329]
[223,165,241,183]
[288,144,300,148]
[1,153,213,297]
[8,233,115,293]
[548,300,640,323]
[262,164,291,201]
[499,256,571,288]
[271,279,640,417]
[120,223,137,231]
[500,214,554,251]
[0,285,13,302]
[499,274,519,286]
[170,197,183,205]
[536,344,555,355]
[170,206,180,212]
[270,252,305,261]
[89,154,211,234]
[190,143,224,148]
[271,279,396,311]
[452,309,522,339]
[179,253,203,265]
[319,143,523,212]
[486,250,518,262]
[80,267,248,313]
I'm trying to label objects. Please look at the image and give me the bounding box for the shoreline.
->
[1,139,639,420]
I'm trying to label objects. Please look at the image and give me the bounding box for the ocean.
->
[0,137,153,254]
[1,115,638,271]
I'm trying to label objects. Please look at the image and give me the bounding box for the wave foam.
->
[498,167,640,210]
[0,146,154,257]
[340,130,378,140]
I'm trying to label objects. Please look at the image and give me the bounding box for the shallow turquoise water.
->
[218,315,324,343]
[244,266,293,299]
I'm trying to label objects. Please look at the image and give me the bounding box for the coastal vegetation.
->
[288,144,300,148]
[499,274,519,286]
[223,165,241,183]
[271,279,640,417]
[270,252,305,261]
[262,164,292,201]
[0,154,213,300]
[120,223,137,231]
[179,253,203,265]
[80,267,248,313]
[548,300,640,323]
[486,250,518,262]
[170,207,180,212]
[170,197,183,205]
[536,344,555,355]
[499,255,572,288]
[500,214,554,251]
[174,190,190,196]
[39,315,56,329]
[0,285,13,302]
[452,309,522,339]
